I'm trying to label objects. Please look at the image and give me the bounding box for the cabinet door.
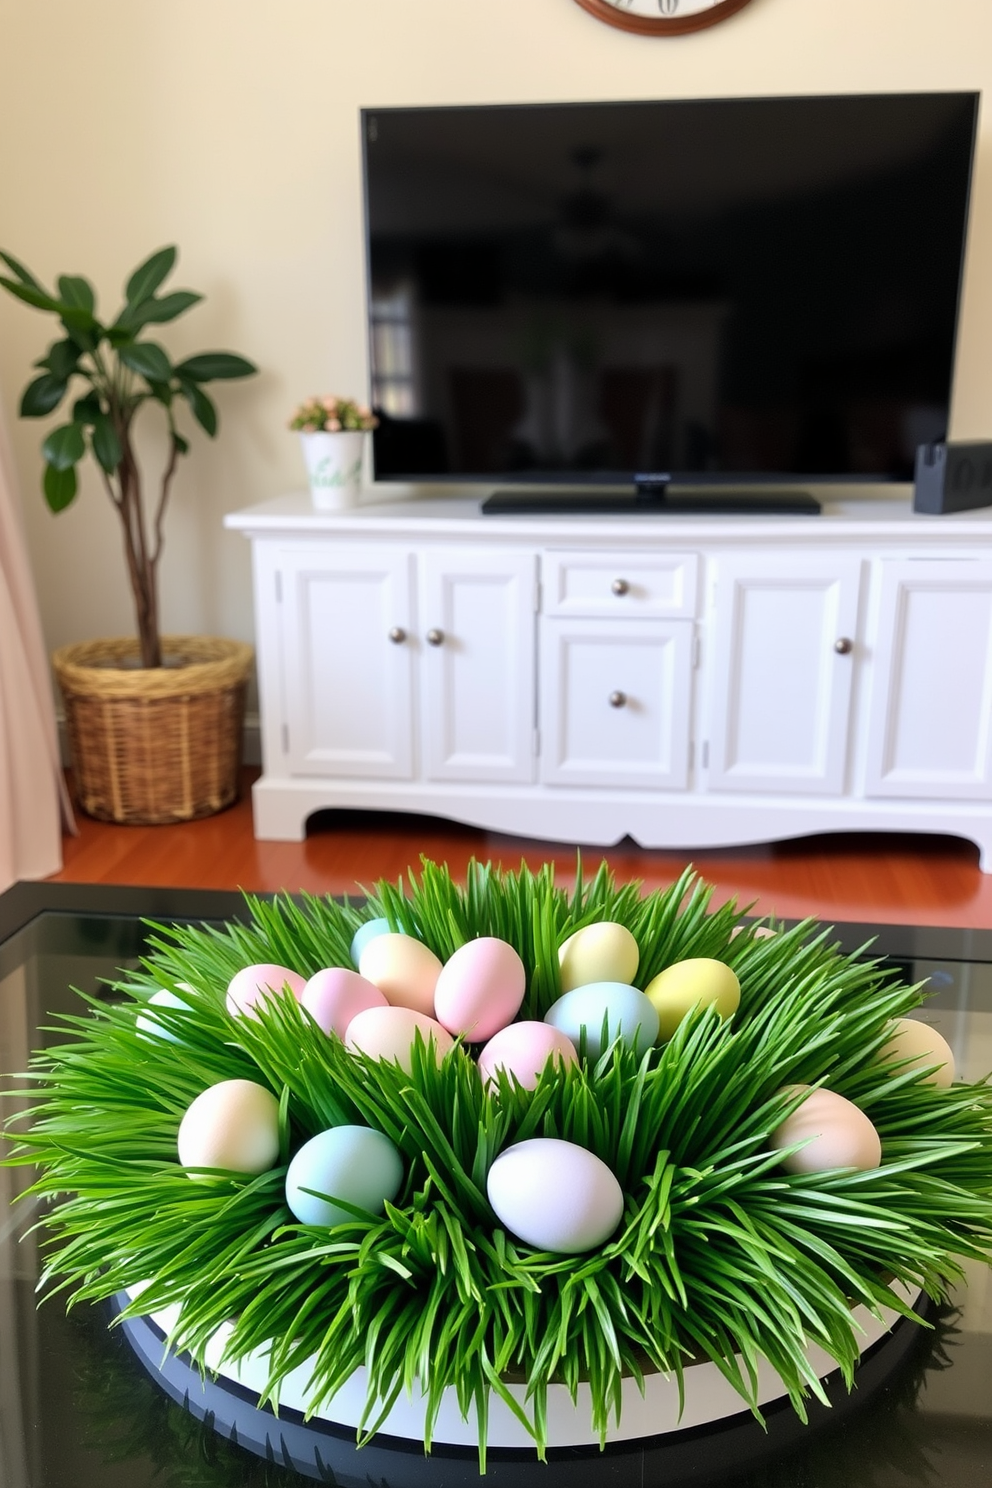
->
[865,558,992,799]
[540,618,693,789]
[707,554,862,795]
[280,545,414,779]
[419,548,537,784]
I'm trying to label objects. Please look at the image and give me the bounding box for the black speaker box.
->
[913,441,992,514]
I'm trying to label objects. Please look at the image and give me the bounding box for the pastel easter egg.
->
[350,917,394,968]
[434,937,526,1042]
[226,963,307,1019]
[285,1125,404,1228]
[487,1137,624,1254]
[478,1022,579,1091]
[358,934,443,1016]
[771,1086,882,1174]
[880,1018,956,1087]
[345,1004,455,1072]
[136,984,195,1043]
[178,1079,280,1175]
[301,967,388,1038]
[544,982,659,1059]
[558,922,639,994]
[644,958,741,1041]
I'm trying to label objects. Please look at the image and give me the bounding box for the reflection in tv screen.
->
[362,94,977,485]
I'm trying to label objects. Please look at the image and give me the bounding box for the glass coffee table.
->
[2,881,992,1488]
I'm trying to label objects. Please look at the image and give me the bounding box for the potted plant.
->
[0,245,257,824]
[290,394,377,510]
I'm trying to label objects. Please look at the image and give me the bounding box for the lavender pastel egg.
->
[226,963,306,1019]
[285,1125,403,1228]
[434,937,526,1042]
[478,1022,578,1091]
[345,1005,455,1072]
[487,1137,624,1254]
[358,934,443,1016]
[350,917,394,968]
[301,967,388,1038]
[544,982,659,1059]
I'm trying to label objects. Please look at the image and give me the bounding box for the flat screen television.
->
[361,93,978,511]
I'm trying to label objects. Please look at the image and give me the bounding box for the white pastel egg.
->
[487,1137,624,1254]
[136,984,195,1043]
[301,967,387,1038]
[177,1079,280,1175]
[226,963,307,1019]
[558,922,639,994]
[544,981,659,1059]
[345,1004,454,1072]
[644,958,741,1041]
[880,1018,956,1087]
[477,1021,579,1091]
[350,917,394,968]
[434,937,526,1042]
[358,934,443,1016]
[285,1125,404,1227]
[771,1086,882,1174]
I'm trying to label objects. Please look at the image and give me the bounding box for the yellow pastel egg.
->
[880,1018,956,1087]
[177,1079,280,1176]
[771,1086,882,1174]
[558,922,639,993]
[643,957,740,1041]
[358,933,443,1017]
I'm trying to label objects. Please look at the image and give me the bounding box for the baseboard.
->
[57,711,262,770]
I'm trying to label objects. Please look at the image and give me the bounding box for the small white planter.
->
[299,430,365,511]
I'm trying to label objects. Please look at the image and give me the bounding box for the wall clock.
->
[573,0,753,36]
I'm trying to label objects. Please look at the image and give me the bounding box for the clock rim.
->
[572,0,753,36]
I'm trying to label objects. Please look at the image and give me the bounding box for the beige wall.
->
[1,0,991,652]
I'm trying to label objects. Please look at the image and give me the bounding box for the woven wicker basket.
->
[53,636,254,825]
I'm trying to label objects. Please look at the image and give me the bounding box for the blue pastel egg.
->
[285,1125,404,1227]
[350,917,395,968]
[544,982,659,1059]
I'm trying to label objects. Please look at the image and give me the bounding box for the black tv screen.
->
[362,93,978,486]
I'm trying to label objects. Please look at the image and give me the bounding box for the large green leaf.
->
[125,247,176,307]
[91,414,123,473]
[116,289,202,333]
[42,422,86,471]
[118,341,172,383]
[179,376,217,436]
[20,374,68,418]
[0,276,62,314]
[43,461,78,513]
[173,352,256,382]
[72,393,103,426]
[57,275,96,314]
[43,338,82,381]
[57,305,99,335]
[0,249,46,293]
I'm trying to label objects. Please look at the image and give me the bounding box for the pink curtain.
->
[0,401,74,892]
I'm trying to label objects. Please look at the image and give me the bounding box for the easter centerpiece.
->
[4,860,992,1481]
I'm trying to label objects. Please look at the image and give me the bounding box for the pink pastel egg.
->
[771,1086,882,1174]
[226,963,307,1018]
[301,967,388,1038]
[434,937,526,1042]
[345,1005,455,1073]
[478,1021,578,1091]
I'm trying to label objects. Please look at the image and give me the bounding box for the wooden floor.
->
[49,769,992,929]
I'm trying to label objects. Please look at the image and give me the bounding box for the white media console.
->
[226,492,992,869]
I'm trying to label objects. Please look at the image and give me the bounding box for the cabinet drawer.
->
[543,550,698,618]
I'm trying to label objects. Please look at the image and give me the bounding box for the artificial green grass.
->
[5,860,992,1471]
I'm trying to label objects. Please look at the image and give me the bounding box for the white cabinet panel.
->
[420,550,537,784]
[281,546,414,779]
[544,550,698,618]
[866,559,992,799]
[541,618,693,789]
[707,555,862,795]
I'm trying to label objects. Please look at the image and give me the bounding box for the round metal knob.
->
[609,690,627,708]
[426,628,445,647]
[834,637,853,655]
[388,626,407,644]
[611,578,630,596]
